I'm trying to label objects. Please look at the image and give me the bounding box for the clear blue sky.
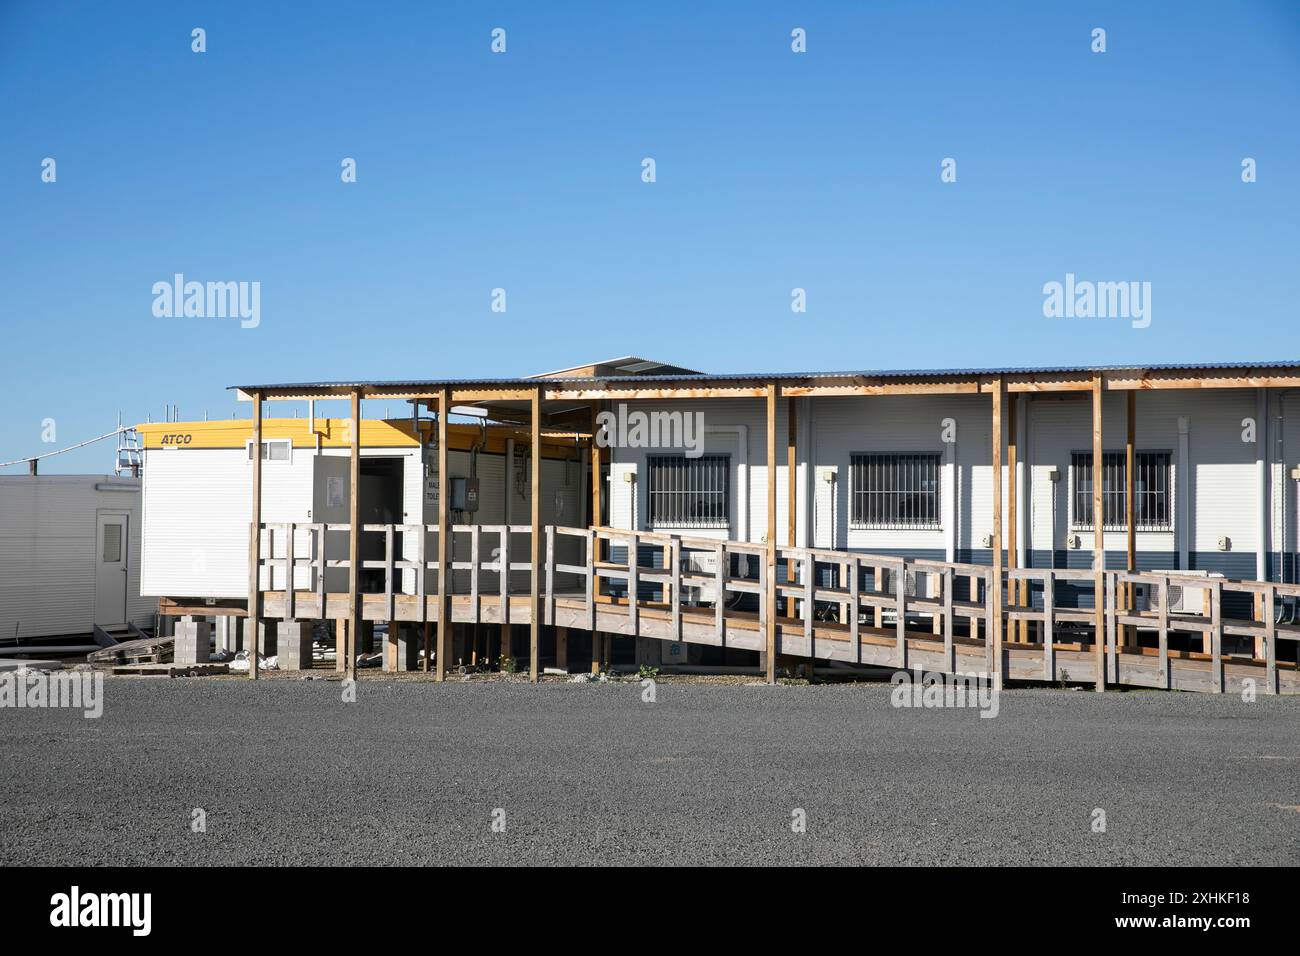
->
[2,1,1298,473]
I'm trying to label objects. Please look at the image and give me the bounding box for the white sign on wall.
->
[326,477,345,508]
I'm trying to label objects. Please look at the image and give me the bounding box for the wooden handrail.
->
[253,522,1300,687]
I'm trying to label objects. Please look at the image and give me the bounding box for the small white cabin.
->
[0,475,154,640]
[137,417,588,601]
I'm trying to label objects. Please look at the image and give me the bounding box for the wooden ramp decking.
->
[251,523,1300,694]
[257,588,1299,694]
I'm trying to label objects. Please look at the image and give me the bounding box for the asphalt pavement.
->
[2,675,1297,866]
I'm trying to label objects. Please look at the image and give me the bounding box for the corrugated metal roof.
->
[230,360,1300,392]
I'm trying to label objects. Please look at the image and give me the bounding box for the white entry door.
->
[95,512,129,628]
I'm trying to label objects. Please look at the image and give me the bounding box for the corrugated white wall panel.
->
[142,445,418,598]
[810,394,986,556]
[608,398,786,545]
[1025,390,1259,562]
[1027,393,1177,558]
[1280,393,1300,580]
[1187,391,1258,556]
[0,476,152,639]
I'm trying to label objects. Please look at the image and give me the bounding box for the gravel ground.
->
[2,675,1298,866]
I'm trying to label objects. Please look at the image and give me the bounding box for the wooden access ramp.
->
[255,523,1300,694]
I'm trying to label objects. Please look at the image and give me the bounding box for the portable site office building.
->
[219,357,1300,687]
[137,417,587,601]
[0,475,154,641]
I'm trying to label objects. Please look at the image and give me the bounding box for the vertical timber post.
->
[765,383,778,684]
[247,391,263,680]
[1006,392,1018,644]
[588,401,603,666]
[787,397,798,580]
[990,377,1004,689]
[435,387,450,681]
[590,401,603,534]
[1092,373,1105,692]
[347,389,361,682]
[1125,390,1136,652]
[788,400,800,669]
[530,386,542,682]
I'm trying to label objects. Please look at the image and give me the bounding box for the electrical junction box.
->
[450,477,480,512]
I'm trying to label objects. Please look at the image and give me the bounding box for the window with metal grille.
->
[849,453,942,528]
[646,455,730,528]
[1072,451,1172,530]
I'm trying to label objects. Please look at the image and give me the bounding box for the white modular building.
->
[0,475,154,640]
[137,416,586,602]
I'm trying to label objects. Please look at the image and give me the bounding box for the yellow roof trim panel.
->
[138,418,420,450]
[137,419,587,457]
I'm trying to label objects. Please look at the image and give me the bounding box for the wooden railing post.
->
[315,524,325,615]
[500,529,511,627]
[1210,579,1223,693]
[1106,571,1118,684]
[1043,570,1055,681]
[804,552,815,649]
[942,565,954,673]
[384,524,395,623]
[840,558,851,631]
[984,569,995,675]
[1158,575,1170,689]
[627,531,639,633]
[471,525,481,624]
[968,573,979,643]
[894,559,906,669]
[714,543,725,645]
[418,525,428,671]
[545,526,555,627]
[1263,582,1274,697]
[851,556,862,665]
[1265,584,1277,695]
[585,529,595,633]
[415,525,428,613]
[285,522,296,621]
[670,536,682,642]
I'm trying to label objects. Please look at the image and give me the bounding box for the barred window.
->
[647,455,730,528]
[1072,451,1172,530]
[850,453,942,528]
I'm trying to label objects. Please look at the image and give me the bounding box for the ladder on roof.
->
[115,419,142,478]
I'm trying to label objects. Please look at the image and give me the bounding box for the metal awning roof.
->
[230,359,1300,394]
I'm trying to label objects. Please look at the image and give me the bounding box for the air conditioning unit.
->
[1140,570,1223,616]
[877,566,934,600]
[682,549,719,605]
